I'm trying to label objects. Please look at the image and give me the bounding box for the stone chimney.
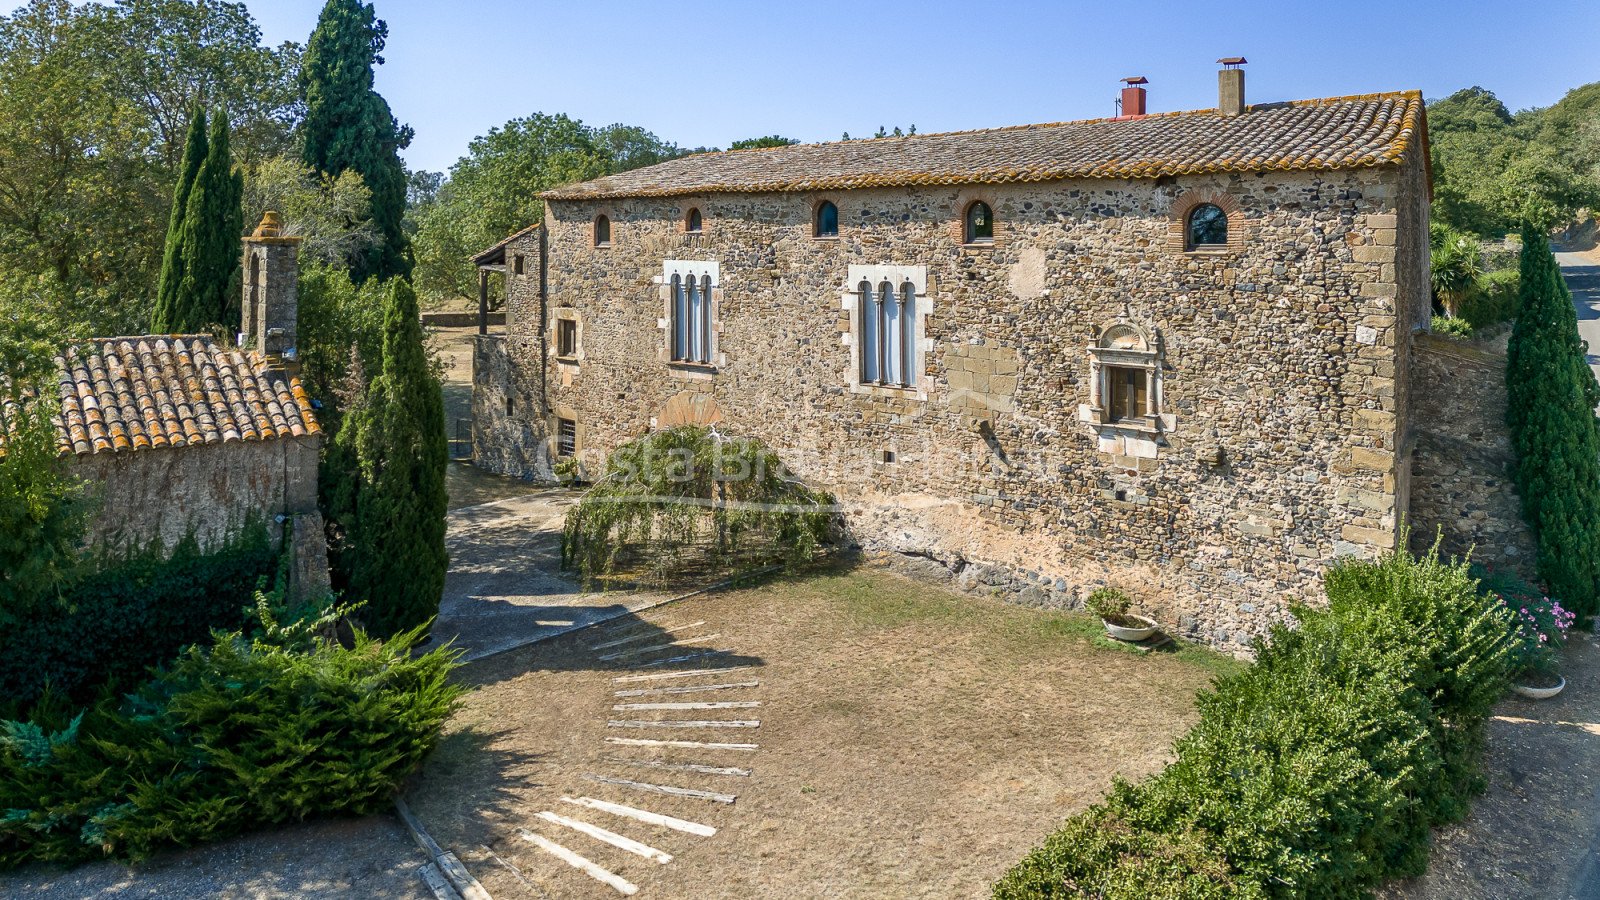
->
[241,211,302,361]
[1218,57,1247,116]
[1120,76,1148,117]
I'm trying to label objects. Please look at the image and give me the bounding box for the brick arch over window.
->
[952,189,1004,248]
[1167,189,1245,253]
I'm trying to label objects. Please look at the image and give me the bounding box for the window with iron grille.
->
[557,318,578,358]
[557,418,576,458]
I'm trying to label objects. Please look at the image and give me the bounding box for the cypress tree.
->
[301,0,413,283]
[151,105,208,333]
[1505,223,1600,615]
[337,278,447,637]
[166,111,244,333]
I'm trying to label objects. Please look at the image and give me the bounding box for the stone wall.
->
[72,435,320,553]
[1407,333,1535,564]
[489,163,1429,649]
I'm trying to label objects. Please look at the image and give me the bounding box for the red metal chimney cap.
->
[1122,76,1149,85]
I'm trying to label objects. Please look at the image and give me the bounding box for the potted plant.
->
[1087,587,1158,642]
[1503,590,1575,699]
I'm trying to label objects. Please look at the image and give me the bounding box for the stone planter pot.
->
[1512,676,1565,700]
[1103,615,1159,642]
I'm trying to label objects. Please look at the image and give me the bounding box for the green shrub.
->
[1459,267,1519,329]
[1085,587,1132,620]
[0,614,461,867]
[561,426,835,585]
[993,543,1515,900]
[0,527,277,707]
[1432,315,1475,339]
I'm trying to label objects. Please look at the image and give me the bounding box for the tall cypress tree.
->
[301,0,413,283]
[337,278,447,637]
[1505,223,1600,615]
[177,112,245,331]
[152,105,208,333]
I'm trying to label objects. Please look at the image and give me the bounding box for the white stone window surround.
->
[1078,322,1177,459]
[840,264,932,400]
[655,260,724,377]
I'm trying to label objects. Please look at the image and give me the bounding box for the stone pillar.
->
[241,211,303,360]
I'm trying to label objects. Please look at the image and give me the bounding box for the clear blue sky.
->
[41,1,1600,174]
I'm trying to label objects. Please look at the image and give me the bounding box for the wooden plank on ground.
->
[534,811,672,863]
[393,797,446,859]
[597,633,722,662]
[437,852,494,900]
[561,796,716,837]
[419,863,463,900]
[590,621,706,651]
[613,665,754,684]
[614,680,759,698]
[519,831,638,896]
[606,736,757,751]
[581,773,736,804]
[603,756,751,777]
[613,700,760,711]
[608,719,759,729]
[624,649,733,670]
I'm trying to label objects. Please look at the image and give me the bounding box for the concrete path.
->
[436,490,672,662]
[1555,250,1600,402]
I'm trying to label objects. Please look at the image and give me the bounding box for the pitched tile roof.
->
[542,91,1425,201]
[52,335,320,457]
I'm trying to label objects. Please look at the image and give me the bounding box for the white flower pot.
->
[1512,676,1565,700]
[1103,615,1159,642]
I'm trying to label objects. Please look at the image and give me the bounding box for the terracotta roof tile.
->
[542,92,1425,201]
[51,334,321,457]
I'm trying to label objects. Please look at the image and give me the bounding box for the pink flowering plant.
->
[1475,564,1575,679]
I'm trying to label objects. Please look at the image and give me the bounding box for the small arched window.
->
[815,201,838,238]
[594,214,611,247]
[965,201,994,244]
[1187,204,1228,248]
[686,208,702,233]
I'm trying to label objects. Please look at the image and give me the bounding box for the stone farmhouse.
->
[470,65,1527,648]
[41,213,330,595]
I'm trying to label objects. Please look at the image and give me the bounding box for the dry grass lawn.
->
[408,561,1240,900]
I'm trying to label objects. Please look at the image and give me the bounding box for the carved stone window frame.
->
[839,264,932,400]
[1082,322,1163,433]
[656,260,723,381]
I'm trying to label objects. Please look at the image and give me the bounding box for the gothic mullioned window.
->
[671,273,713,364]
[859,278,917,387]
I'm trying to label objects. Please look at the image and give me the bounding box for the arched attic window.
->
[815,201,838,238]
[965,201,994,244]
[594,214,611,247]
[686,207,702,233]
[1187,203,1227,249]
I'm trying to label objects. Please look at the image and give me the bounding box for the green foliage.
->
[152,103,208,333]
[300,0,412,283]
[0,318,90,621]
[157,108,244,332]
[0,616,462,867]
[0,525,276,706]
[242,156,377,268]
[1505,225,1600,616]
[0,0,298,336]
[560,426,835,586]
[1428,85,1600,236]
[1429,221,1483,316]
[295,262,388,417]
[1432,315,1475,339]
[328,278,448,638]
[728,135,800,151]
[993,543,1515,899]
[1085,587,1131,620]
[410,115,689,304]
[1458,267,1520,330]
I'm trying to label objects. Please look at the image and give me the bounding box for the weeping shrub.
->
[560,426,835,585]
[0,605,462,868]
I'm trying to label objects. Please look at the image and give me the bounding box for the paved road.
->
[1555,251,1600,402]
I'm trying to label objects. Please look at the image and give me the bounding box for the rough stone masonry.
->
[471,83,1457,650]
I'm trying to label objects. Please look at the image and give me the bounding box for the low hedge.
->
[994,542,1514,900]
[0,609,462,867]
[0,526,278,707]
